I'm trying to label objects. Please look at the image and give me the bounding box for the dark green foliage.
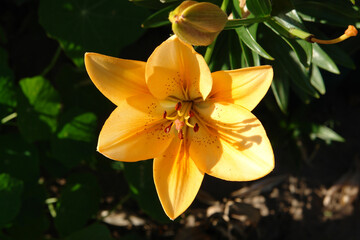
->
[16,76,61,142]
[64,223,113,240]
[0,174,23,227]
[123,161,171,223]
[54,172,101,237]
[0,47,16,119]
[38,0,149,67]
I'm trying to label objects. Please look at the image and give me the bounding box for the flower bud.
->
[169,1,228,46]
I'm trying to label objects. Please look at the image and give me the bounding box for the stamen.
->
[164,122,173,133]
[188,111,195,118]
[193,123,199,132]
[166,115,177,121]
[175,102,182,111]
[178,129,184,139]
[309,25,358,44]
[185,118,194,128]
[163,111,167,119]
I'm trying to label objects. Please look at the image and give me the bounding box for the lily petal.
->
[85,52,148,106]
[154,137,204,220]
[146,36,212,101]
[190,102,274,181]
[98,94,174,161]
[209,66,273,111]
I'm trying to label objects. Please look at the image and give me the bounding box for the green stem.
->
[288,28,313,41]
[204,39,216,65]
[41,46,61,76]
[265,18,313,40]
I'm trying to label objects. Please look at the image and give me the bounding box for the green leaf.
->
[0,174,23,227]
[7,184,49,240]
[123,161,170,223]
[57,111,97,142]
[17,76,61,142]
[38,0,149,67]
[64,223,113,240]
[228,31,243,69]
[235,27,274,60]
[55,172,101,237]
[266,18,312,67]
[240,39,255,67]
[275,44,317,97]
[271,64,289,113]
[231,0,242,18]
[248,23,261,66]
[261,27,318,100]
[142,4,175,28]
[237,24,261,67]
[323,44,356,69]
[0,47,16,118]
[287,50,318,98]
[310,64,326,95]
[246,0,272,17]
[312,44,340,74]
[208,32,231,71]
[310,125,345,143]
[269,9,313,67]
[290,83,313,104]
[54,64,112,116]
[51,109,97,168]
[295,0,358,27]
[271,0,295,15]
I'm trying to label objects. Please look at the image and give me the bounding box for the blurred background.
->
[0,0,360,239]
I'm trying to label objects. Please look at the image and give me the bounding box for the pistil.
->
[162,101,200,138]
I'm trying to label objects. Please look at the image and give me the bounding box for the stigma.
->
[163,101,199,139]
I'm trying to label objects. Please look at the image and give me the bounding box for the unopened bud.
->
[169,1,228,46]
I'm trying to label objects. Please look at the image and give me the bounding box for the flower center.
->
[163,101,199,139]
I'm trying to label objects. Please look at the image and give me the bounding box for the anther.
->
[178,129,184,139]
[164,122,173,133]
[175,102,182,111]
[189,111,195,118]
[193,123,199,132]
[163,111,167,119]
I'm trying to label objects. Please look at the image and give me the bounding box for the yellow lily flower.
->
[84,36,274,220]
